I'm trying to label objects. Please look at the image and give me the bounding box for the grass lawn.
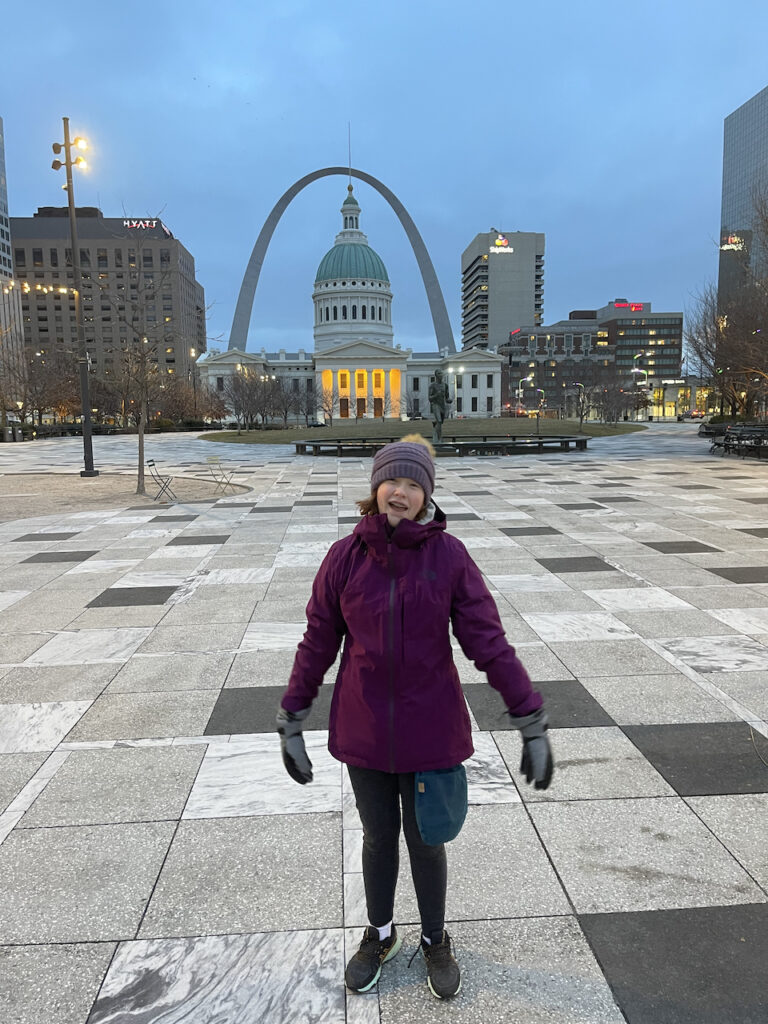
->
[199,418,647,445]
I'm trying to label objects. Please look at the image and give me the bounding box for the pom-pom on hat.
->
[371,435,436,504]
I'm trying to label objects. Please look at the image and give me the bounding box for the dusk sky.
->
[4,1,768,357]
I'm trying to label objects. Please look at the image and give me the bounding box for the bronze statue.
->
[429,369,451,443]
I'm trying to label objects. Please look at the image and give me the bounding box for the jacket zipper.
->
[387,541,396,773]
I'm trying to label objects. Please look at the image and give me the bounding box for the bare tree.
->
[319,381,337,427]
[294,380,316,427]
[271,376,299,427]
[223,372,250,433]
[198,385,228,424]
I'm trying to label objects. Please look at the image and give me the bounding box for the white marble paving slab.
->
[198,567,275,585]
[184,732,341,818]
[88,930,345,1024]
[25,628,152,665]
[126,528,183,539]
[521,612,638,642]
[0,701,91,753]
[146,545,218,560]
[708,607,768,635]
[462,535,520,549]
[274,543,332,568]
[583,587,693,610]
[0,591,29,612]
[114,570,194,588]
[240,621,307,651]
[654,634,768,674]
[466,731,521,804]
[65,560,142,576]
[487,574,571,593]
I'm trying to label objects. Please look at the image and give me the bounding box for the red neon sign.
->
[614,301,644,312]
[509,328,521,337]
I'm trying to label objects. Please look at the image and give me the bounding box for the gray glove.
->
[276,706,313,785]
[508,707,553,790]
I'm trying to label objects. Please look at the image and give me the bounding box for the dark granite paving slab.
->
[556,503,605,510]
[500,527,562,536]
[13,532,80,542]
[166,535,230,546]
[536,557,618,574]
[710,567,768,584]
[675,485,713,490]
[87,586,179,608]
[149,515,198,522]
[621,722,768,795]
[453,490,492,495]
[464,679,615,729]
[205,684,335,735]
[249,506,294,514]
[737,497,768,504]
[738,528,768,538]
[592,495,640,502]
[643,541,721,554]
[294,500,333,506]
[22,551,99,563]
[216,502,258,508]
[449,513,481,520]
[579,905,768,1024]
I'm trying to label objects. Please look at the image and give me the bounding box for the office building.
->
[0,116,25,423]
[10,208,206,381]
[718,84,768,303]
[461,230,545,350]
[500,299,682,414]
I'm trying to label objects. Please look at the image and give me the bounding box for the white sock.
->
[422,934,432,945]
[376,921,392,941]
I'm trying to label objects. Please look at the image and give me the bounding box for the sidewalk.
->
[0,435,767,1023]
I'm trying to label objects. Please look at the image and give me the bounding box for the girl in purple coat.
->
[278,436,553,1000]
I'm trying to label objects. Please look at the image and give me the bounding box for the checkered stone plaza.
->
[0,426,767,1024]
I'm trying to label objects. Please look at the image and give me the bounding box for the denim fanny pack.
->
[414,765,468,845]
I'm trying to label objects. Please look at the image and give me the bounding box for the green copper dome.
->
[315,244,389,284]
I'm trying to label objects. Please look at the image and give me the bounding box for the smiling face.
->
[376,477,426,527]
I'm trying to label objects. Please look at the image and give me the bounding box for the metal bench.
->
[146,459,177,502]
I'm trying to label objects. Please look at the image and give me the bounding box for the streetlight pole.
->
[571,381,585,425]
[535,388,545,435]
[52,117,98,476]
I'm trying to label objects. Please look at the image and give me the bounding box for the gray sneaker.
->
[345,926,402,993]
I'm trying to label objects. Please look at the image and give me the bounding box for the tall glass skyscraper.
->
[718,85,768,302]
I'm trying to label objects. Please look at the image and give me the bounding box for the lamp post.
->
[517,373,533,409]
[571,381,585,425]
[51,117,98,476]
[535,388,545,434]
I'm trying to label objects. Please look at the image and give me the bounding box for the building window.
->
[378,307,382,321]
[307,378,313,392]
[456,375,463,389]
[374,372,383,389]
[486,374,493,388]
[370,305,375,320]
[352,304,357,319]
[471,397,478,412]
[456,397,463,413]
[14,248,25,266]
[114,249,123,268]
[80,248,90,267]
[356,372,365,390]
[361,306,366,319]
[49,248,59,267]
[325,308,329,321]
[216,376,224,392]
[339,372,349,389]
[160,248,170,267]
[486,396,493,412]
[97,248,108,269]
[413,377,420,392]
[342,305,347,320]
[32,248,43,267]
[471,374,478,388]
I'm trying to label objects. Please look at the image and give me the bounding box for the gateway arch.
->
[228,166,456,354]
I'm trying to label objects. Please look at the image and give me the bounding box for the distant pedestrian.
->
[278,435,553,999]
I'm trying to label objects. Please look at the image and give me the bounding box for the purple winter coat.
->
[281,507,542,773]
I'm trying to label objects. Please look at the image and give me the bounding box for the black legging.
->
[347,765,447,936]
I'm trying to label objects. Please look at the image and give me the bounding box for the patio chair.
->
[146,459,177,502]
[206,455,236,493]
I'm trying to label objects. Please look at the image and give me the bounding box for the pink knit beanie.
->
[371,441,435,503]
